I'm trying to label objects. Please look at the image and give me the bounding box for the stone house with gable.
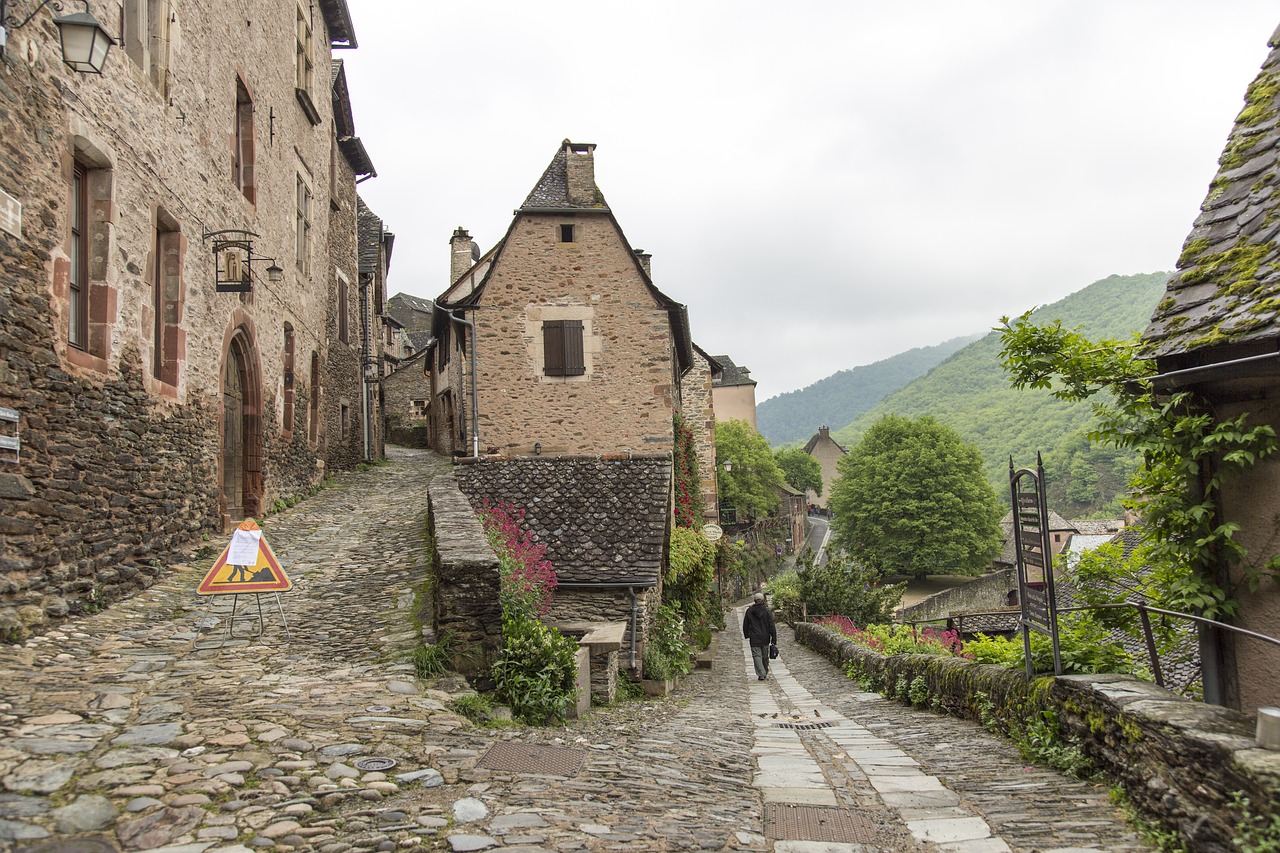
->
[426,140,705,674]
[0,0,380,640]
[802,425,847,512]
[1142,21,1280,711]
[711,354,758,429]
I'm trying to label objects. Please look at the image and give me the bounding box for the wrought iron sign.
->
[202,228,281,293]
[1009,454,1062,678]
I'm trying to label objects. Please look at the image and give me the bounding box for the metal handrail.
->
[892,601,1280,689]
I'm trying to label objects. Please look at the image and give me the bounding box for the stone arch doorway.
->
[221,330,263,526]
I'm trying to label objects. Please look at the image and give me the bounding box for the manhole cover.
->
[764,804,877,843]
[354,757,397,772]
[777,720,837,730]
[477,741,585,776]
[366,705,392,713]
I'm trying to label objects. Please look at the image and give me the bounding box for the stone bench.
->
[555,621,627,711]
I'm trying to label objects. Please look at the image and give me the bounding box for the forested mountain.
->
[829,272,1170,515]
[758,334,982,445]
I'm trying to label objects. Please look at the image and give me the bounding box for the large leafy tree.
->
[829,414,1002,578]
[716,419,784,520]
[775,447,823,497]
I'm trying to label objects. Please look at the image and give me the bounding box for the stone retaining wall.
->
[898,568,1016,622]
[795,621,1280,852]
[427,473,502,675]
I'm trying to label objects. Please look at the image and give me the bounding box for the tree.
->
[716,419,784,520]
[775,447,823,497]
[792,549,905,626]
[829,414,1002,578]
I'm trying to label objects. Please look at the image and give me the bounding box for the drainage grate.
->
[764,804,877,843]
[476,741,586,777]
[777,720,836,730]
[353,757,397,772]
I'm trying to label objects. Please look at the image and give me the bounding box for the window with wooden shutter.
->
[543,319,585,376]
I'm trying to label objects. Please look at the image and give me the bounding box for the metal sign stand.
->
[221,588,290,642]
[1009,454,1062,678]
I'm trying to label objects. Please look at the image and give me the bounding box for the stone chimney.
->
[818,426,830,440]
[564,141,597,205]
[450,227,479,285]
[633,248,652,278]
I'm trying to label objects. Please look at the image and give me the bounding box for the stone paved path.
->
[0,448,1154,852]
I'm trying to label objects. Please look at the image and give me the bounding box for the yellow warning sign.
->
[197,519,292,595]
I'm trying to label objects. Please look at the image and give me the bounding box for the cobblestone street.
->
[0,448,1153,852]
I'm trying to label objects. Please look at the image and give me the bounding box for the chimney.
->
[564,141,597,205]
[450,227,478,285]
[633,248,652,278]
[819,426,830,440]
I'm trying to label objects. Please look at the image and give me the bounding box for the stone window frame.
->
[527,305,597,383]
[340,401,350,441]
[558,223,575,243]
[150,206,185,392]
[63,136,116,374]
[411,398,427,417]
[282,323,296,437]
[308,350,321,447]
[337,270,350,344]
[233,76,256,204]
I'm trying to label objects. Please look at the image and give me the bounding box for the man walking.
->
[743,592,777,680]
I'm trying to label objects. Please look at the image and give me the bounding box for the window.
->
[151,210,183,386]
[309,351,320,446]
[123,0,171,94]
[282,324,296,434]
[69,164,88,349]
[559,224,575,243]
[337,274,349,344]
[295,5,313,94]
[295,175,311,275]
[543,319,585,376]
[233,78,255,203]
[340,403,350,440]
[411,399,428,417]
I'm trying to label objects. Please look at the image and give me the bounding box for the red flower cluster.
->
[478,499,558,617]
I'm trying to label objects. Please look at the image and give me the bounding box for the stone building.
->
[686,345,723,526]
[1141,21,1280,711]
[711,354,758,430]
[426,140,707,675]
[802,425,847,511]
[429,140,693,458]
[0,0,381,640]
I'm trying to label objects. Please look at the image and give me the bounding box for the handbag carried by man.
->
[769,642,779,660]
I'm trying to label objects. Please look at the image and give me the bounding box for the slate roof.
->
[711,355,756,387]
[356,198,384,276]
[802,429,848,456]
[317,0,357,49]
[1145,25,1280,358]
[454,455,672,586]
[408,330,434,351]
[520,142,607,210]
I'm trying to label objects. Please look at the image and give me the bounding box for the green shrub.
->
[966,616,1135,676]
[413,632,454,678]
[643,604,692,681]
[450,693,493,724]
[491,615,578,725]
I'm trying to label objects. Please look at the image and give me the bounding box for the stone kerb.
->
[794,621,1280,851]
[427,473,502,675]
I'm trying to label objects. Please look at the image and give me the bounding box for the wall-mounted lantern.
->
[0,0,115,74]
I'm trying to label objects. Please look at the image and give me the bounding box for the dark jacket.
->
[742,601,777,648]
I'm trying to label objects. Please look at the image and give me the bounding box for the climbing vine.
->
[998,313,1280,620]
[672,410,705,528]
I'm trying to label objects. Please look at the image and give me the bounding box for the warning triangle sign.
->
[197,519,292,595]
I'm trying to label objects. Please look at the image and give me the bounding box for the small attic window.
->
[559,224,575,243]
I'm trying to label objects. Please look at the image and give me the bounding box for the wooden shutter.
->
[544,319,585,376]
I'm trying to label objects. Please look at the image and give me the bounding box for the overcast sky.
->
[343,1,1279,401]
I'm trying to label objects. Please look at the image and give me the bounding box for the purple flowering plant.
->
[815,616,970,659]
[478,499,558,618]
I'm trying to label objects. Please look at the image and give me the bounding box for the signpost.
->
[1009,455,1062,678]
[198,519,291,639]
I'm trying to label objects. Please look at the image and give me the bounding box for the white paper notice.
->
[228,529,262,565]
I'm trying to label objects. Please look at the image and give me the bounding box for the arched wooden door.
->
[222,346,246,521]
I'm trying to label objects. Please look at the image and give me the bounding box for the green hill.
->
[758,334,982,446]
[830,272,1170,515]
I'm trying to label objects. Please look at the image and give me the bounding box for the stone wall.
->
[382,353,431,447]
[427,472,502,674]
[548,586,656,672]
[795,621,1280,852]
[897,569,1016,623]
[684,349,719,524]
